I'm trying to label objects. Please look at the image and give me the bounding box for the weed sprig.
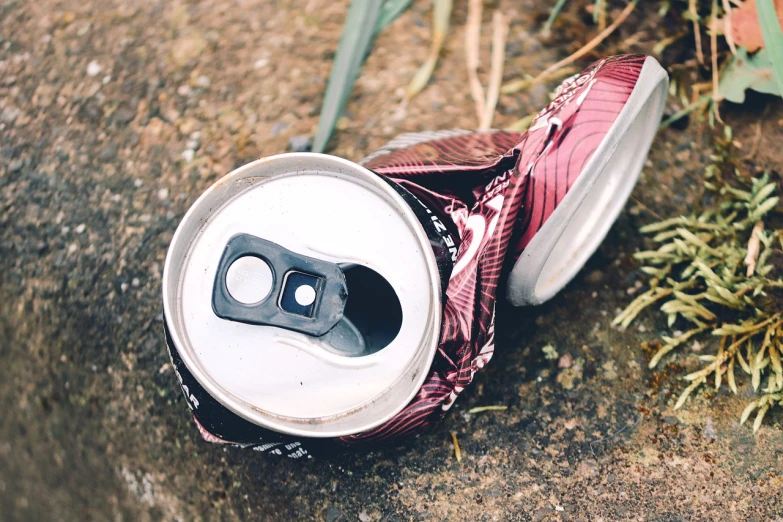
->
[615,129,783,431]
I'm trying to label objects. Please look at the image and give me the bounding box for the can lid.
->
[506,56,669,306]
[162,154,442,437]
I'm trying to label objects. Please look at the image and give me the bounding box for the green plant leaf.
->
[756,0,783,96]
[543,0,570,37]
[719,47,781,103]
[313,0,412,153]
[375,0,414,35]
[312,0,383,153]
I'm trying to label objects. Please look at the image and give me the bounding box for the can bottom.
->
[506,56,669,306]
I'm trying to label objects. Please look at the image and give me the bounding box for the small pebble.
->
[585,269,603,284]
[67,243,78,254]
[324,505,341,522]
[99,144,118,162]
[288,135,311,152]
[254,58,269,69]
[182,149,195,162]
[197,75,210,88]
[704,417,717,442]
[134,179,143,188]
[271,121,289,137]
[9,159,23,172]
[558,353,573,369]
[158,188,169,200]
[113,107,136,125]
[1,107,20,123]
[86,60,102,77]
[132,278,140,287]
[75,224,86,234]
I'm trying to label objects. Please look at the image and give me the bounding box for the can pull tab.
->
[212,233,347,336]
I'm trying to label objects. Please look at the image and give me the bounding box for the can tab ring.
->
[212,233,347,336]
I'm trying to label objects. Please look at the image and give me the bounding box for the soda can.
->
[162,54,668,456]
[162,153,456,457]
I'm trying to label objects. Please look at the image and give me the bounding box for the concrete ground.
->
[1,0,782,520]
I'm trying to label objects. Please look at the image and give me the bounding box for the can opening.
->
[327,264,403,357]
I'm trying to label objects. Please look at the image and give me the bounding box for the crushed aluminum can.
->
[162,54,668,457]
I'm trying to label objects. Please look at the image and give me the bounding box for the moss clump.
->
[616,128,783,432]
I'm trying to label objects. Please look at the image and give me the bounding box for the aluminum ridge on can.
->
[162,153,443,438]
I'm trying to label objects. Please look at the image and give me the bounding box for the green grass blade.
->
[756,0,783,97]
[375,0,414,35]
[312,0,384,153]
[543,0,570,36]
[660,95,710,128]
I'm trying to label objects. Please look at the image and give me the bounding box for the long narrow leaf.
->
[756,0,783,96]
[313,0,384,153]
[543,0,571,37]
[375,0,415,35]
[406,0,453,99]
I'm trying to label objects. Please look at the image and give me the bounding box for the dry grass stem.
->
[465,0,486,126]
[467,405,508,414]
[500,66,579,95]
[480,11,509,130]
[710,0,724,122]
[450,431,462,461]
[406,0,453,99]
[530,1,638,87]
[690,0,705,64]
[596,0,608,31]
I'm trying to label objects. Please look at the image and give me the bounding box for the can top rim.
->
[162,153,443,437]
